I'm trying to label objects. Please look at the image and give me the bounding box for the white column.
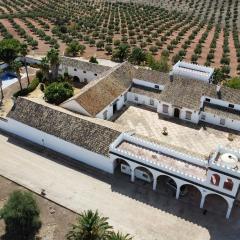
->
[153,177,157,191]
[200,194,206,208]
[131,169,135,182]
[176,185,181,199]
[226,202,233,219]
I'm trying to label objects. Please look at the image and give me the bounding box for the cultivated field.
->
[0,0,239,76]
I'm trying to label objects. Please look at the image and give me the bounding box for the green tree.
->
[112,44,130,62]
[20,43,30,85]
[0,38,22,64]
[40,57,50,82]
[89,56,98,64]
[213,68,225,84]
[66,41,85,57]
[224,77,240,89]
[129,47,146,65]
[66,210,112,240]
[0,190,41,240]
[47,48,60,81]
[108,232,133,240]
[44,82,73,105]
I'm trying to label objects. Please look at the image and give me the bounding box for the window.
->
[150,99,154,106]
[103,110,108,120]
[162,104,169,114]
[205,98,211,102]
[94,73,98,76]
[83,70,86,73]
[154,85,159,89]
[223,178,233,191]
[74,68,77,71]
[124,93,127,102]
[185,111,192,120]
[229,104,234,108]
[210,174,220,186]
[201,114,206,120]
[134,95,138,101]
[220,118,225,125]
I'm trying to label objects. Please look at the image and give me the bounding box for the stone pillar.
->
[200,194,206,208]
[176,185,181,199]
[226,201,233,219]
[131,169,135,182]
[153,178,157,191]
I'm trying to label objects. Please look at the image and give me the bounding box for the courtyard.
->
[114,104,240,158]
[0,131,240,240]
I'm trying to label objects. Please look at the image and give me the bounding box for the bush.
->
[36,70,43,82]
[89,56,98,64]
[13,78,39,98]
[224,77,240,89]
[44,82,73,105]
[0,190,41,240]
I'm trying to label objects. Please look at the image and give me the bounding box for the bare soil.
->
[0,176,77,240]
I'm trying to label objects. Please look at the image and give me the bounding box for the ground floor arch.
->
[179,184,202,206]
[133,166,154,184]
[73,76,80,82]
[156,174,179,197]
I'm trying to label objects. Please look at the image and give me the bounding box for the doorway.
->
[174,108,180,118]
[113,102,117,114]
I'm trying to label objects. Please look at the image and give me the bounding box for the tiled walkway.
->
[114,105,240,157]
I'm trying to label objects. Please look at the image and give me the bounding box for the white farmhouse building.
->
[172,61,214,83]
[1,57,240,219]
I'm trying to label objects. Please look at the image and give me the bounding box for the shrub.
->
[0,190,41,240]
[224,77,240,89]
[89,56,98,64]
[36,70,44,81]
[13,78,39,98]
[44,82,73,105]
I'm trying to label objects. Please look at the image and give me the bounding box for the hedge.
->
[13,78,39,98]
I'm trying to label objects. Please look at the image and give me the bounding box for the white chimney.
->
[216,84,221,92]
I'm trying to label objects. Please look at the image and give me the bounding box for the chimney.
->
[169,72,174,82]
[216,84,221,99]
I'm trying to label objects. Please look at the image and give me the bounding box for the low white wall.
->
[0,118,114,174]
[200,112,240,131]
[127,92,158,109]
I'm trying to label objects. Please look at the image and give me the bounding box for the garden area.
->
[0,0,239,77]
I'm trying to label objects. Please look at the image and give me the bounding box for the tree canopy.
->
[0,190,41,240]
[224,77,240,89]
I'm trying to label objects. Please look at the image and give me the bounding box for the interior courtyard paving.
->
[114,104,240,158]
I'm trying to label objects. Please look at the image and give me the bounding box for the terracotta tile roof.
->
[60,56,110,74]
[71,62,133,116]
[159,77,240,110]
[133,67,170,85]
[7,97,127,156]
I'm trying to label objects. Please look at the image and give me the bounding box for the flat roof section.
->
[117,140,207,180]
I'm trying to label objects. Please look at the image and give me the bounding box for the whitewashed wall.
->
[127,92,159,109]
[0,118,114,174]
[133,78,165,90]
[200,112,240,131]
[59,65,98,82]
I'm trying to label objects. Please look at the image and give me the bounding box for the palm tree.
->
[46,48,59,81]
[66,210,112,240]
[40,57,50,82]
[20,43,30,86]
[10,60,23,90]
[108,232,133,240]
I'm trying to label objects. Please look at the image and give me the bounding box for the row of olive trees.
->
[0,190,132,240]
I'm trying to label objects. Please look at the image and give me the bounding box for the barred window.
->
[162,104,169,114]
[185,111,192,120]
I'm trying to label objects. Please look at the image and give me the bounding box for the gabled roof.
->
[7,97,127,156]
[66,62,133,116]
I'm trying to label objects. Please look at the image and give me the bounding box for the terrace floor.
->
[113,104,240,158]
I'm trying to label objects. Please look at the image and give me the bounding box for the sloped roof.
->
[7,97,127,156]
[159,77,240,110]
[61,56,110,74]
[133,67,170,85]
[69,62,133,116]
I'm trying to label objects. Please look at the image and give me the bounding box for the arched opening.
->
[179,184,202,206]
[210,174,221,186]
[156,175,178,197]
[203,193,228,216]
[134,166,153,186]
[174,108,180,118]
[114,159,131,180]
[223,178,233,191]
[73,76,80,82]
